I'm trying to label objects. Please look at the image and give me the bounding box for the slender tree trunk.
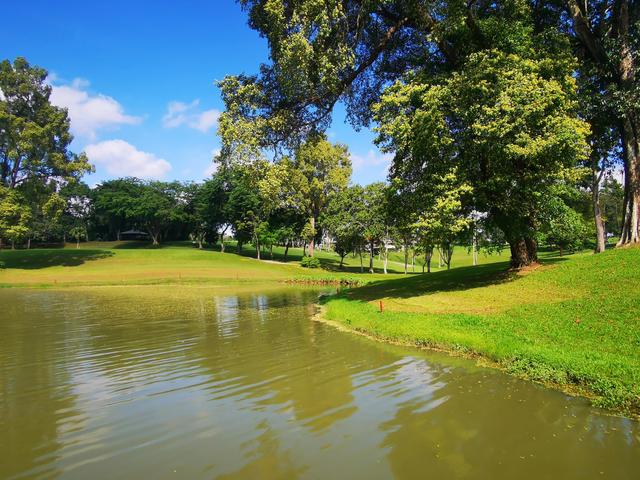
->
[308,216,315,257]
[256,238,261,260]
[383,245,389,274]
[618,115,640,244]
[76,238,80,249]
[270,245,273,259]
[237,241,242,254]
[27,238,31,250]
[472,231,478,266]
[0,237,3,250]
[284,242,289,262]
[369,240,374,273]
[593,182,607,253]
[150,232,159,246]
[11,239,15,250]
[404,244,408,274]
[339,253,346,269]
[359,247,363,273]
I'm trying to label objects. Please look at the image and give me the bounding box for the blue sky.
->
[2,0,390,186]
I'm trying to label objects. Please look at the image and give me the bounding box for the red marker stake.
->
[379,300,384,313]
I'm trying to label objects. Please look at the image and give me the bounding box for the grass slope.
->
[0,240,508,287]
[321,246,640,416]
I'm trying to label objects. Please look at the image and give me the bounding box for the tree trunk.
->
[369,240,374,273]
[76,238,80,249]
[11,240,15,250]
[117,229,121,241]
[237,241,242,254]
[359,248,363,273]
[383,245,388,274]
[525,237,538,263]
[404,245,408,274]
[0,237,3,250]
[472,231,478,266]
[255,238,261,260]
[27,238,31,250]
[618,115,640,245]
[339,253,346,269]
[593,182,607,253]
[284,242,289,262]
[308,216,315,257]
[509,238,531,268]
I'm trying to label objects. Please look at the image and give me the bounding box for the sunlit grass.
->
[321,246,640,415]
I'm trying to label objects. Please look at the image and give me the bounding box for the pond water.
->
[1,286,638,479]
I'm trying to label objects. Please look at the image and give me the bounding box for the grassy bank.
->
[0,240,509,287]
[321,246,640,416]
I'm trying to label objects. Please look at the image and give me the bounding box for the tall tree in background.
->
[0,57,91,189]
[0,57,92,247]
[290,135,351,256]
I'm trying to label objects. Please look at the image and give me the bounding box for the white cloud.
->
[162,99,220,133]
[85,140,171,179]
[350,149,393,172]
[50,78,142,139]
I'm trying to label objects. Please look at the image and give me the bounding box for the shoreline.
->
[312,302,640,421]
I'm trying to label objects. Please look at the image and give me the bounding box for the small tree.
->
[69,225,87,249]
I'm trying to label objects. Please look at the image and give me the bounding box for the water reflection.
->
[0,287,638,479]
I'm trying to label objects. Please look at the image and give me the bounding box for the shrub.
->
[300,255,321,268]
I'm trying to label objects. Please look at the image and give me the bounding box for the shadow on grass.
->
[341,256,569,301]
[0,249,114,269]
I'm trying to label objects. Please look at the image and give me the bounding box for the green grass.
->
[0,240,509,287]
[321,246,640,416]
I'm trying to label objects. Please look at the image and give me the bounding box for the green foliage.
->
[539,197,590,253]
[0,57,92,188]
[0,186,30,244]
[374,47,590,266]
[300,255,321,268]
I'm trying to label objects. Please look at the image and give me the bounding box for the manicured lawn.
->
[0,240,508,287]
[321,246,640,416]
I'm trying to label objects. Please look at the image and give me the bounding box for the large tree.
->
[221,1,595,267]
[0,57,91,188]
[290,135,351,256]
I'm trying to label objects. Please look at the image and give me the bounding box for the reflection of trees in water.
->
[380,369,640,479]
[0,291,81,480]
[217,420,308,479]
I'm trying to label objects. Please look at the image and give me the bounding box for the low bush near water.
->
[300,255,321,268]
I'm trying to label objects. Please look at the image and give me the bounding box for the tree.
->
[601,176,625,238]
[131,181,187,246]
[374,49,589,268]
[356,183,388,273]
[93,179,141,241]
[540,197,590,256]
[221,1,596,267]
[290,135,351,256]
[0,186,30,249]
[543,1,639,245]
[0,57,92,189]
[323,186,364,269]
[412,171,472,270]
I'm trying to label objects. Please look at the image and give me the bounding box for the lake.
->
[1,286,638,479]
